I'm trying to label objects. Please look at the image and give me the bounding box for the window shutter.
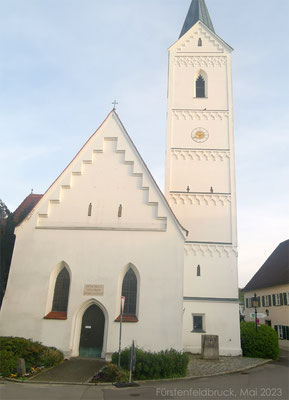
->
[269,295,272,306]
[283,293,287,305]
[280,294,284,306]
[282,326,286,340]
[273,294,276,306]
[274,325,278,334]
[285,326,289,340]
[262,296,265,307]
[246,298,248,308]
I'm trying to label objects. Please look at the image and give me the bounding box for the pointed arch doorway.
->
[79,304,105,358]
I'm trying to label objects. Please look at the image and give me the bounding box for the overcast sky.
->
[0,0,288,287]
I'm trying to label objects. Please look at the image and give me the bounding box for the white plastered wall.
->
[0,112,185,358]
[165,21,241,355]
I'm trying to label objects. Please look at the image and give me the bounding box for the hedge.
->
[240,322,279,360]
[111,348,189,380]
[0,337,64,377]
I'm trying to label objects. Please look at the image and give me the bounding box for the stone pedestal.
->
[201,335,219,360]
[17,358,26,376]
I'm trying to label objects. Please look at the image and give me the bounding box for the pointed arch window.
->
[115,267,138,323]
[196,75,205,98]
[122,268,137,315]
[45,267,70,320]
[52,268,70,312]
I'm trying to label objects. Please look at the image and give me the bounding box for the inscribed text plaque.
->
[83,284,104,296]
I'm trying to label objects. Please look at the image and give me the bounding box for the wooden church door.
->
[79,304,105,358]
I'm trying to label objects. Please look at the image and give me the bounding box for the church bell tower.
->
[165,0,241,355]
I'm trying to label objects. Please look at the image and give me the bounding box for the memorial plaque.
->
[83,284,104,296]
[201,334,219,360]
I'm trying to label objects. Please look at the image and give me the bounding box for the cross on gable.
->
[112,100,118,110]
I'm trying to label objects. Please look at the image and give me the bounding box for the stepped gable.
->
[20,110,187,237]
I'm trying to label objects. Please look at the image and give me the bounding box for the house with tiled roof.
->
[0,193,43,307]
[13,193,43,225]
[244,240,289,349]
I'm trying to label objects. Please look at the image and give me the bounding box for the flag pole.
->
[118,296,124,367]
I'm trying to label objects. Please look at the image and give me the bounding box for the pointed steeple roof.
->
[179,0,215,38]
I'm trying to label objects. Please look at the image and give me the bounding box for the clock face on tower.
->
[192,128,209,143]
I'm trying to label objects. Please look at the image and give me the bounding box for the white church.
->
[0,0,241,358]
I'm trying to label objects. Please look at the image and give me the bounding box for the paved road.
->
[1,352,288,400]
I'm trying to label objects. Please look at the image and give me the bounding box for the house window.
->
[197,265,201,277]
[277,325,283,339]
[276,293,281,306]
[198,38,202,47]
[196,75,205,98]
[248,298,252,308]
[264,295,271,307]
[52,268,70,312]
[274,325,289,340]
[122,268,137,316]
[192,314,205,332]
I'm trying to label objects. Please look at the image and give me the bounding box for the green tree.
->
[0,199,15,307]
[0,199,10,221]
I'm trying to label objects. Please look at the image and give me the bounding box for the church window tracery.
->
[196,75,206,98]
[52,267,70,312]
[122,268,137,315]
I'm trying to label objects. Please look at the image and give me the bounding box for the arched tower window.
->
[121,268,137,315]
[52,267,70,312]
[196,75,205,98]
[198,38,202,47]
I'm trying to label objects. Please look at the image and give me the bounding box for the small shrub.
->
[94,363,129,382]
[240,322,279,360]
[39,348,64,367]
[111,347,189,380]
[0,350,18,377]
[0,337,64,377]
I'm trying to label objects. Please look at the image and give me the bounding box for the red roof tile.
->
[13,193,43,225]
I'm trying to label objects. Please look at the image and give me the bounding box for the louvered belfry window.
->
[121,268,137,315]
[52,268,70,312]
[196,75,205,98]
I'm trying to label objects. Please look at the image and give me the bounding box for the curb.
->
[3,359,271,387]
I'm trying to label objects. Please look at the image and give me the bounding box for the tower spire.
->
[179,0,215,39]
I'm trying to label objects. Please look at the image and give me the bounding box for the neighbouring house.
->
[0,193,42,307]
[244,240,289,349]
